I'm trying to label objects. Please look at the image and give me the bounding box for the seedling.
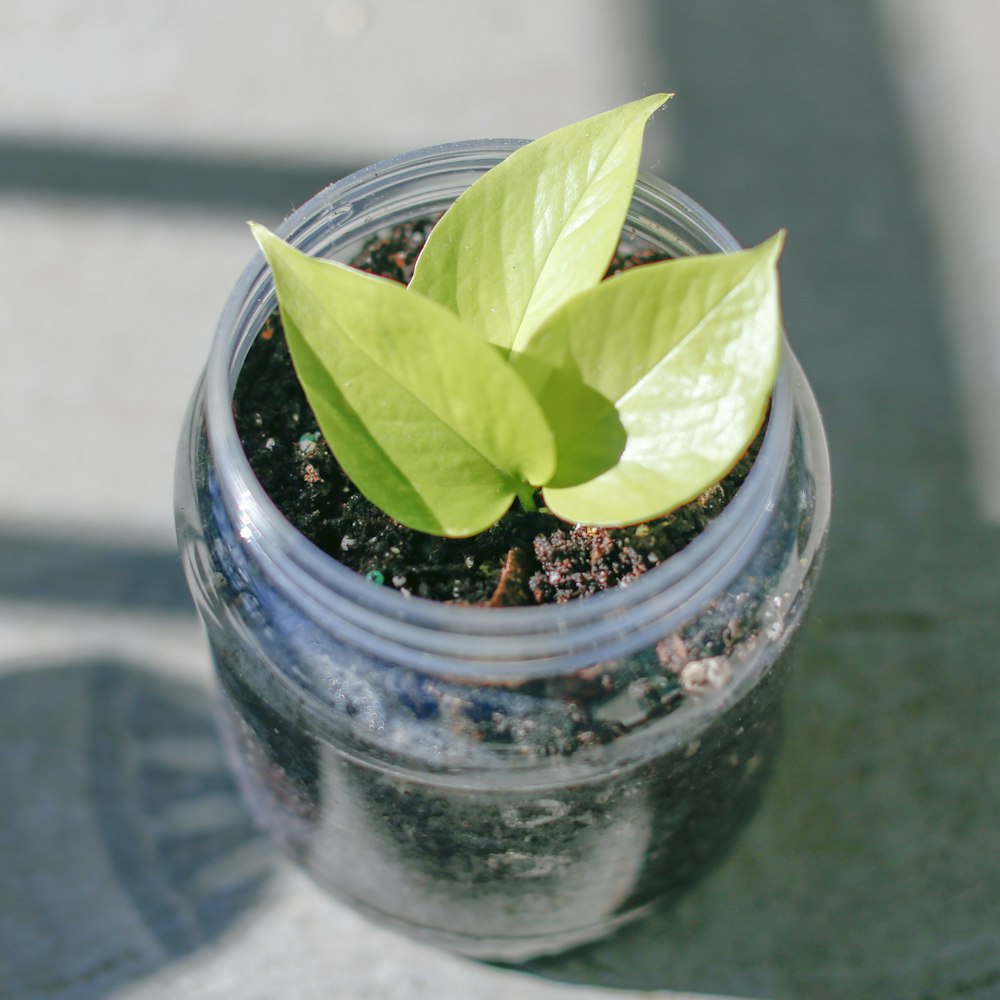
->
[251,95,784,538]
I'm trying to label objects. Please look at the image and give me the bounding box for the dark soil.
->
[233,220,763,606]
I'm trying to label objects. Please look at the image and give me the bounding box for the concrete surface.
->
[880,0,1000,522]
[2,1,999,998]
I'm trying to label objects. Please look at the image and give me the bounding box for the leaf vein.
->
[616,260,766,410]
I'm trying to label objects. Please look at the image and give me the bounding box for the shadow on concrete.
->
[0,659,274,999]
[0,528,194,616]
[0,131,361,216]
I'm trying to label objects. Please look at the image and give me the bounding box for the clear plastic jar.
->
[175,141,831,961]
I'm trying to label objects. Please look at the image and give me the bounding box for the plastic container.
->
[175,140,831,961]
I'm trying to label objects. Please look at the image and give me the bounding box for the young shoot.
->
[251,95,784,538]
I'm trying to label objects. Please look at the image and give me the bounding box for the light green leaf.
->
[251,224,556,537]
[409,93,671,355]
[509,350,627,489]
[519,232,785,526]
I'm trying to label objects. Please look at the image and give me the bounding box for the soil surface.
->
[233,220,763,606]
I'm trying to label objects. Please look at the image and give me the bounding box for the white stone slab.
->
[1,0,644,160]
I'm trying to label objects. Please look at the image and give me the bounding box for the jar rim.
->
[202,139,795,677]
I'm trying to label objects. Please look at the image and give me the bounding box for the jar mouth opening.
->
[202,139,794,672]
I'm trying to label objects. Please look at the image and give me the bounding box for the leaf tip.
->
[248,220,278,252]
[629,92,673,122]
[762,228,787,262]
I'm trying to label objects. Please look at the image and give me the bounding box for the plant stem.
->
[516,484,538,514]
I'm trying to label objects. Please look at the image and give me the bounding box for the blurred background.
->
[2,2,999,998]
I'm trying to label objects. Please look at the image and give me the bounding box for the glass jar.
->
[175,140,831,962]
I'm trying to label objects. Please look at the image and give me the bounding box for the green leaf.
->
[409,93,671,355]
[518,232,785,526]
[509,350,627,489]
[251,224,556,537]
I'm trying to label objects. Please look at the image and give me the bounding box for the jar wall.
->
[175,143,830,960]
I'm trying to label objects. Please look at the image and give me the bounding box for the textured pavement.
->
[2,2,1000,998]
